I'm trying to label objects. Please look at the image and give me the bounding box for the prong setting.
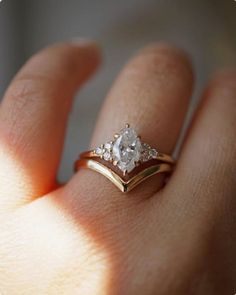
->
[135,160,141,167]
[93,124,160,176]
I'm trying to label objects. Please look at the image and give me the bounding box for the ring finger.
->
[68,43,193,200]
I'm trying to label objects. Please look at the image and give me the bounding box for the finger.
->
[166,69,236,216]
[0,41,100,211]
[68,43,193,204]
[154,70,236,287]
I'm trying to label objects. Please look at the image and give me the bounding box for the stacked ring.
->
[75,124,175,193]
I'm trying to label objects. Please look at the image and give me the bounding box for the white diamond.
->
[103,150,112,161]
[112,127,141,173]
[150,148,158,159]
[141,143,151,162]
[95,147,104,156]
[104,142,112,150]
[140,143,158,162]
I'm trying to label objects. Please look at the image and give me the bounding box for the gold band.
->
[75,158,173,193]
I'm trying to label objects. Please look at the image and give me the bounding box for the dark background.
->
[0,0,235,180]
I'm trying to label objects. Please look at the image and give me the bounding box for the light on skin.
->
[0,186,111,294]
[0,143,37,212]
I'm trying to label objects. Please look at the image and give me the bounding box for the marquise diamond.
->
[94,125,159,174]
[112,127,142,173]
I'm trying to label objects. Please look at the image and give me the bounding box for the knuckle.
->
[0,76,54,147]
[4,76,48,108]
[210,69,236,90]
[125,43,193,85]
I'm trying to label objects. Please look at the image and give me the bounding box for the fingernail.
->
[71,37,98,47]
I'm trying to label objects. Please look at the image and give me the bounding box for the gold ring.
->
[75,124,175,193]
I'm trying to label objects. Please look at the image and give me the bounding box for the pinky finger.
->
[168,69,236,211]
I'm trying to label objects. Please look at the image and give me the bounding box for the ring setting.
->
[94,124,160,175]
[75,124,175,193]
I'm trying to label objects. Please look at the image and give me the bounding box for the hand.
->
[0,41,235,295]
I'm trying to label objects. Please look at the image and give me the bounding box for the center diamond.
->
[112,127,142,173]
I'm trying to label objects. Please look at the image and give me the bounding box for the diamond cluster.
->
[94,127,158,174]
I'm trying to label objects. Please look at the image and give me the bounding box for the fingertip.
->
[69,39,102,66]
[208,68,236,90]
[48,39,102,70]
[70,38,100,50]
[15,40,102,89]
[136,41,194,78]
[202,68,236,109]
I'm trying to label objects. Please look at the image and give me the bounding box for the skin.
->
[0,41,235,295]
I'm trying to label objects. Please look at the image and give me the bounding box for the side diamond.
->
[103,150,112,161]
[141,143,151,162]
[102,142,114,161]
[104,142,113,150]
[150,148,158,159]
[95,147,104,156]
[141,143,158,162]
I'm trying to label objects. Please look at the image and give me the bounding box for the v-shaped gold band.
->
[75,158,173,193]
